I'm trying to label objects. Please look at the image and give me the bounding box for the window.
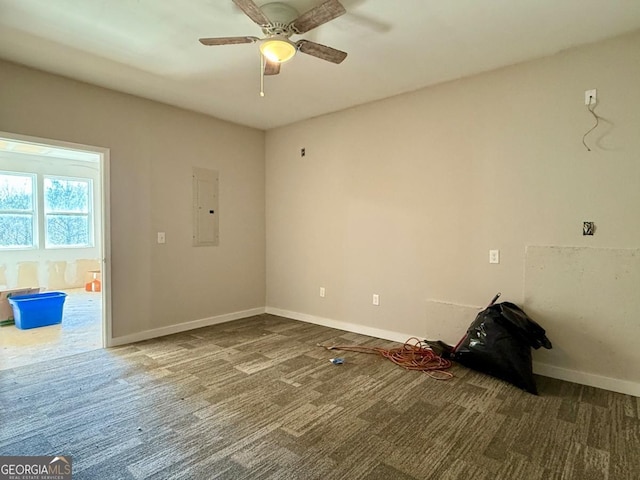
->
[0,172,36,248]
[0,172,93,250]
[44,177,93,248]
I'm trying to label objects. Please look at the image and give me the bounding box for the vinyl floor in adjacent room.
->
[0,288,102,371]
[1,314,638,479]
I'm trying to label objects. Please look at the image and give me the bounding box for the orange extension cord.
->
[318,337,453,380]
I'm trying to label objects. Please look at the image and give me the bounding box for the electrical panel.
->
[192,167,219,246]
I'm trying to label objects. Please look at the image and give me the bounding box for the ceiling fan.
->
[199,0,348,76]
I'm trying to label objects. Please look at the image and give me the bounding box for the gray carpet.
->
[1,314,638,479]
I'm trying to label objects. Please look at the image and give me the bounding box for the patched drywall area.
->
[0,259,101,290]
[16,262,38,288]
[425,300,482,345]
[524,246,640,388]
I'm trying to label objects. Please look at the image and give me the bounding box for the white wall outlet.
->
[585,89,597,105]
[372,294,380,306]
[319,287,325,298]
[489,249,500,264]
[157,232,166,244]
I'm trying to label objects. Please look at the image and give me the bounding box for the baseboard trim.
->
[533,361,640,397]
[108,307,266,347]
[265,307,419,345]
[107,305,640,397]
[266,307,640,398]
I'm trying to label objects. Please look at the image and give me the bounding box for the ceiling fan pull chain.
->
[260,53,265,97]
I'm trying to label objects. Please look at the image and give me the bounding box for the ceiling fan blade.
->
[232,0,271,26]
[199,36,259,46]
[264,60,281,76]
[296,39,347,64]
[291,0,346,34]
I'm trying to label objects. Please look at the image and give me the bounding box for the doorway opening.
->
[0,132,110,370]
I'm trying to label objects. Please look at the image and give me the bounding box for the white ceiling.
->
[1,0,640,130]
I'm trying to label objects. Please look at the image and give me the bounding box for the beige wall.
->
[265,31,640,393]
[0,60,266,339]
[1,30,639,393]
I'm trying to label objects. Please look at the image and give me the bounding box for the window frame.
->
[0,171,95,251]
[42,175,94,249]
[0,170,38,250]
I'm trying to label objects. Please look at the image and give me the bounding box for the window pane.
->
[0,214,34,247]
[0,174,33,210]
[46,215,89,247]
[44,178,89,213]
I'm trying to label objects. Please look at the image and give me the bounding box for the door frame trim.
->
[0,130,112,347]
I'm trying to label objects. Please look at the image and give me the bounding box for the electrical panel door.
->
[192,167,219,246]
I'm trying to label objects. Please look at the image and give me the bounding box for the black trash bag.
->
[429,301,552,394]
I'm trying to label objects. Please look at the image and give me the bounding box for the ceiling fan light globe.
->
[260,38,296,63]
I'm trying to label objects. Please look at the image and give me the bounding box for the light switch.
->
[157,232,166,244]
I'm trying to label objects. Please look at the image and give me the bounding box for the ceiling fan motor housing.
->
[260,2,299,37]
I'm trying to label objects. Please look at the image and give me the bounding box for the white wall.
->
[0,60,266,340]
[265,31,640,395]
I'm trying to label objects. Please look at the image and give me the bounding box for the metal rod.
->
[488,292,501,307]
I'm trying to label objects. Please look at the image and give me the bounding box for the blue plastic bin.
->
[8,292,68,330]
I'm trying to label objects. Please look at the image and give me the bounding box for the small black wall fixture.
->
[583,222,595,236]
